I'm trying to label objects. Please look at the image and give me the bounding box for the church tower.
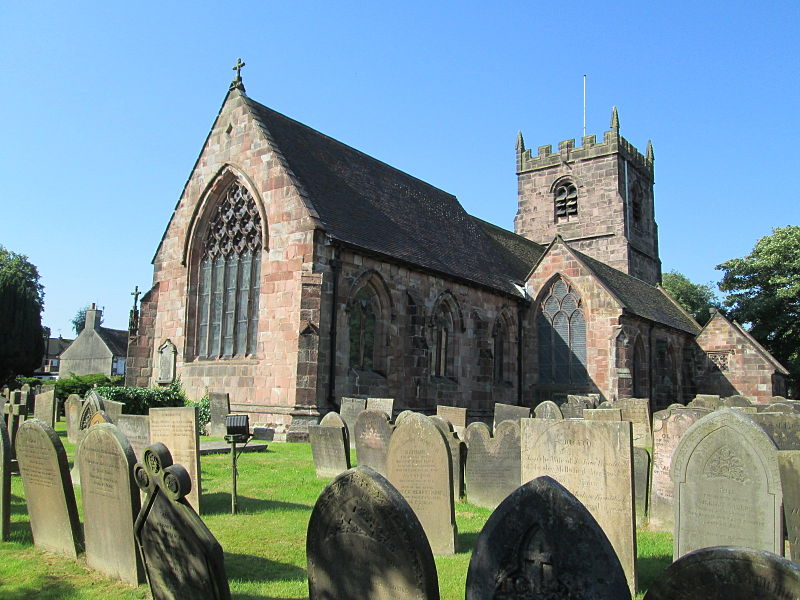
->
[514,108,661,285]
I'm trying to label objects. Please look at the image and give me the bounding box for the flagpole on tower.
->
[583,74,587,138]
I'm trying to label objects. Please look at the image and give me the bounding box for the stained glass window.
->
[538,278,587,384]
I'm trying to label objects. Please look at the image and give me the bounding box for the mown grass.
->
[0,420,671,599]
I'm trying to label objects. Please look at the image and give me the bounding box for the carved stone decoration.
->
[204,181,262,259]
[707,351,731,372]
[157,340,177,384]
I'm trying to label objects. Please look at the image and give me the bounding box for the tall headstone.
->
[65,394,83,444]
[614,397,653,448]
[103,398,125,422]
[116,414,151,462]
[354,410,393,476]
[584,408,623,421]
[466,476,631,600]
[560,394,598,419]
[436,405,467,438]
[521,417,637,593]
[533,400,563,420]
[750,412,800,450]
[633,447,650,527]
[649,407,709,532]
[464,420,521,510]
[16,419,82,557]
[387,413,456,555]
[133,444,230,600]
[33,388,56,427]
[150,407,201,513]
[671,409,783,559]
[307,467,440,600]
[493,402,530,432]
[340,397,367,449]
[0,419,10,541]
[430,415,465,500]
[778,451,800,562]
[207,392,230,437]
[366,397,394,420]
[77,423,143,585]
[308,424,350,478]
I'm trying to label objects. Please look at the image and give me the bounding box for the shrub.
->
[55,373,119,402]
[94,379,188,416]
[186,392,211,436]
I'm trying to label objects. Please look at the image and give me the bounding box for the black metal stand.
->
[224,433,249,514]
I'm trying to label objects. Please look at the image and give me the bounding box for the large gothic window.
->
[349,287,378,370]
[554,180,578,222]
[195,181,262,358]
[537,278,587,384]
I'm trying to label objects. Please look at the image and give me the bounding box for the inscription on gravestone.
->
[366,397,394,419]
[208,392,230,437]
[464,421,521,510]
[150,407,202,513]
[354,410,393,476]
[309,425,350,478]
[749,412,800,450]
[116,414,151,462]
[614,398,653,448]
[340,398,367,450]
[584,408,623,421]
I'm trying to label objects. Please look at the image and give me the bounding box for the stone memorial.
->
[340,397,367,449]
[430,415,465,500]
[464,420,521,509]
[90,410,114,426]
[394,410,417,427]
[721,395,752,407]
[77,391,105,443]
[533,400,563,420]
[319,411,349,448]
[689,394,721,409]
[672,409,782,559]
[583,408,623,421]
[521,417,637,593]
[633,447,650,527]
[307,466,440,600]
[465,476,631,600]
[16,419,82,557]
[150,406,202,513]
[649,407,709,532]
[366,397,394,419]
[778,451,800,562]
[309,424,350,478]
[133,444,230,600]
[103,398,125,422]
[436,405,467,438]
[208,392,230,437]
[0,419,10,541]
[77,423,143,585]
[33,388,56,427]
[65,394,83,444]
[560,394,598,419]
[614,397,653,448]
[643,546,800,600]
[4,390,27,455]
[763,403,794,413]
[116,414,151,462]
[750,412,800,450]
[493,402,530,432]
[353,409,393,476]
[387,412,456,555]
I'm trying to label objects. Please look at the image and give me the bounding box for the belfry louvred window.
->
[196,181,261,358]
[554,181,578,221]
[537,278,587,384]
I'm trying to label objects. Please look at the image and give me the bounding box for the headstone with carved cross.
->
[4,390,28,459]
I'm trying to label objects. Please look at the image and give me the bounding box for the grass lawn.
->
[0,420,672,599]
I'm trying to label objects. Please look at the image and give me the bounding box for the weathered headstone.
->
[643,546,800,600]
[493,402,530,432]
[319,411,349,448]
[116,414,151,462]
[90,410,114,426]
[33,388,56,427]
[436,405,467,438]
[750,412,800,450]
[353,409,393,476]
[208,392,230,437]
[583,408,623,421]
[672,409,783,559]
[521,417,637,593]
[77,391,105,443]
[729,405,758,414]
[721,395,752,407]
[394,410,416,426]
[464,420,521,509]
[763,403,794,414]
[689,394,721,409]
[533,400,563,420]
[65,394,83,444]
[614,397,653,448]
[649,407,709,532]
[560,394,598,419]
[4,390,27,455]
[103,398,125,422]
[0,419,10,541]
[633,447,650,527]
[16,419,82,557]
[387,412,456,555]
[150,407,201,513]
[307,466,440,600]
[133,444,230,600]
[309,424,350,478]
[366,397,394,420]
[77,423,143,585]
[778,451,800,562]
[340,397,367,449]
[466,476,631,600]
[430,415,465,500]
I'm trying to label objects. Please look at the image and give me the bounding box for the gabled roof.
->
[96,327,129,357]
[471,217,546,282]
[700,311,790,375]
[243,97,529,297]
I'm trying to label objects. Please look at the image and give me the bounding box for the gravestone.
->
[340,397,367,449]
[633,447,650,527]
[672,409,783,559]
[354,409,393,476]
[750,412,800,450]
[90,410,114,426]
[308,424,350,478]
[521,417,637,593]
[436,405,467,438]
[465,476,631,600]
[584,408,623,421]
[0,419,10,541]
[614,397,653,448]
[208,392,230,437]
[643,546,800,600]
[598,400,615,408]
[33,388,56,427]
[77,391,105,443]
[319,411,349,448]
[493,402,530,432]
[16,419,82,557]
[116,414,151,462]
[394,410,416,426]
[729,405,757,414]
[133,444,230,600]
[722,395,753,407]
[533,400,563,420]
[690,394,721,409]
[764,402,795,413]
[5,390,27,455]
[366,397,394,419]
[649,407,709,532]
[103,398,125,422]
[430,415,465,500]
[150,407,201,513]
[77,423,143,585]
[65,394,83,444]
[778,451,800,562]
[464,420,521,510]
[387,412,456,555]
[307,466,440,600]
[560,394,598,419]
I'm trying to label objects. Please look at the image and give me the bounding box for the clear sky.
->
[2,1,798,337]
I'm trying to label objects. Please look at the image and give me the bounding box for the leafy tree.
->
[717,225,800,393]
[0,246,45,384]
[71,304,103,334]
[661,270,719,325]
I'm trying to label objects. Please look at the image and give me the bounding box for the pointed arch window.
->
[493,317,512,384]
[537,278,587,384]
[195,181,261,358]
[554,180,578,222]
[349,287,378,370]
[432,304,455,378]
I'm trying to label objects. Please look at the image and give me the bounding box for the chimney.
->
[85,303,101,331]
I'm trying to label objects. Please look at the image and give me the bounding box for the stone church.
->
[125,68,788,436]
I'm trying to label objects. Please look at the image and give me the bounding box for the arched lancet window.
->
[349,287,378,370]
[554,180,578,222]
[195,181,262,358]
[630,181,644,225]
[537,278,587,384]
[493,315,513,385]
[633,336,648,398]
[432,304,455,378]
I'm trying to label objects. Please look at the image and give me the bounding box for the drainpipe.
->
[327,243,341,409]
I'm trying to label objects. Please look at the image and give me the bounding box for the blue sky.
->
[2,1,798,336]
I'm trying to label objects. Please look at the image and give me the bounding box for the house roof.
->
[96,327,129,358]
[46,337,72,357]
[244,97,530,297]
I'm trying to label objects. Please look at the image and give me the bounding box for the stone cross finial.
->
[230,58,246,90]
[131,285,141,306]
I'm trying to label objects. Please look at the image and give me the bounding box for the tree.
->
[717,225,800,393]
[0,246,45,384]
[661,270,719,325]
[71,304,102,334]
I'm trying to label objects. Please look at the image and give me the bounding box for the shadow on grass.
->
[456,530,479,554]
[636,553,672,595]
[225,551,306,584]
[2,575,78,600]
[202,492,311,515]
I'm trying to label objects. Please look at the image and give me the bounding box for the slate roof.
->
[471,217,546,282]
[244,97,529,297]
[97,327,129,357]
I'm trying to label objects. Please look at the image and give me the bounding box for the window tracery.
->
[537,278,587,384]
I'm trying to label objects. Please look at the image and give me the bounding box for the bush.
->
[94,379,188,416]
[186,392,211,436]
[55,373,120,403]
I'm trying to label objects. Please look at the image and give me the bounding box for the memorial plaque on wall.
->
[354,410,393,476]
[493,402,530,432]
[464,421,521,510]
[307,467,439,600]
[366,397,394,420]
[150,407,201,513]
[207,392,230,437]
[671,409,782,559]
[309,425,350,478]
[116,414,151,462]
[340,398,367,449]
[521,417,637,594]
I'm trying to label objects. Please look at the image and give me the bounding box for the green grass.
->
[0,421,672,599]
